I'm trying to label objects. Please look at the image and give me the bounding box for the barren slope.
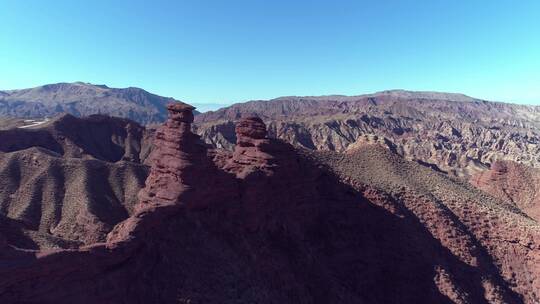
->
[0,82,179,125]
[0,113,153,163]
[471,160,540,221]
[0,148,147,248]
[1,105,540,303]
[0,114,150,249]
[195,90,540,178]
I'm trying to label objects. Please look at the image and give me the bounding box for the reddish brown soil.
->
[471,160,540,221]
[1,104,540,303]
[194,91,540,178]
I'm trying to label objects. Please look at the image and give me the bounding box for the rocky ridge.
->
[0,113,153,163]
[194,90,540,178]
[2,102,540,303]
[0,82,180,125]
[0,114,151,249]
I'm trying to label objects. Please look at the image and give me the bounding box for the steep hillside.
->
[0,82,180,125]
[0,148,148,248]
[195,90,540,177]
[471,160,540,221]
[2,104,540,303]
[0,114,150,249]
[0,113,153,163]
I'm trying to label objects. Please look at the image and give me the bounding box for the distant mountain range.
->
[6,82,540,179]
[195,90,540,178]
[0,82,180,125]
[2,103,540,302]
[2,82,519,126]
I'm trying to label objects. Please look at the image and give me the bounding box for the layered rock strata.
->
[2,103,540,303]
[194,91,540,178]
[137,102,203,210]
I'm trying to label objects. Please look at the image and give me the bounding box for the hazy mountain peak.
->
[0,82,188,125]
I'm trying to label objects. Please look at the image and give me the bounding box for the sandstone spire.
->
[235,116,268,144]
[136,102,204,211]
[222,117,273,177]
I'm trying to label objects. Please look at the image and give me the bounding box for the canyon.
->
[1,101,540,303]
[195,90,540,179]
[2,86,540,302]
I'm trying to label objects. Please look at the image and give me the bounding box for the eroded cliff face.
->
[137,103,212,211]
[2,102,540,303]
[194,92,540,178]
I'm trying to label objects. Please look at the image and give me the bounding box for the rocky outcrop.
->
[220,116,321,230]
[345,134,397,154]
[137,102,202,210]
[3,102,540,303]
[108,102,233,244]
[224,116,284,175]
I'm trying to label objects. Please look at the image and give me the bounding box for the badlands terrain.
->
[0,82,177,125]
[1,84,540,303]
[195,90,540,178]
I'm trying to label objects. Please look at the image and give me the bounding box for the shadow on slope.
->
[3,145,526,303]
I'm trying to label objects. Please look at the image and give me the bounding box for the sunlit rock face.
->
[2,102,540,303]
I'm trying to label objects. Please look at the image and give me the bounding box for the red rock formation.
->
[236,116,268,142]
[137,102,200,211]
[3,104,540,303]
[107,102,238,246]
[220,116,321,230]
[224,116,279,176]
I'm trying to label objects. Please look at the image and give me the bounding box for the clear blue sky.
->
[1,0,539,108]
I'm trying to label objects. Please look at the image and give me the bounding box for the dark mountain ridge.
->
[195,90,536,122]
[1,104,540,303]
[0,82,181,125]
[0,113,153,163]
